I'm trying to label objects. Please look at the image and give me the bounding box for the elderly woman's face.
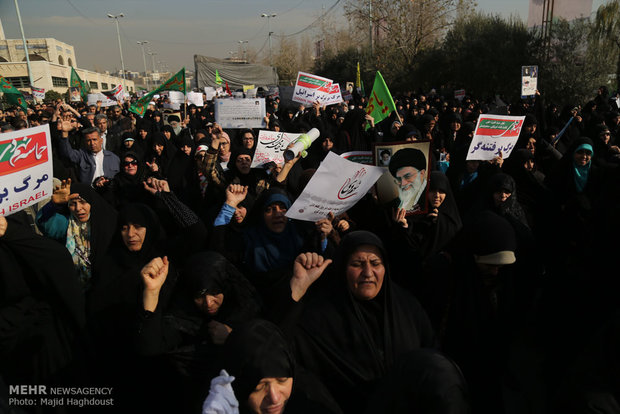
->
[68,197,91,223]
[194,292,224,316]
[121,223,146,251]
[247,377,293,414]
[346,244,385,300]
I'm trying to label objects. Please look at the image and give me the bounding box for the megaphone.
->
[283,128,320,161]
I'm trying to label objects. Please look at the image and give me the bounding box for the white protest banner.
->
[340,151,374,165]
[251,130,302,168]
[521,65,538,97]
[204,87,216,101]
[246,88,258,98]
[0,124,53,216]
[87,93,116,107]
[187,91,204,107]
[214,98,267,129]
[31,87,45,100]
[286,151,384,222]
[466,114,525,161]
[292,71,333,106]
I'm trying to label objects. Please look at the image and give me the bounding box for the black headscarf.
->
[224,319,295,410]
[179,251,262,328]
[70,182,118,283]
[293,230,435,413]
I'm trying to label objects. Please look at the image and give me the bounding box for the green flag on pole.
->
[0,76,28,112]
[130,67,186,116]
[365,71,396,127]
[70,67,89,99]
[215,69,223,86]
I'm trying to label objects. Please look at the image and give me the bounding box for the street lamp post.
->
[261,13,276,66]
[107,13,126,90]
[148,51,158,73]
[238,40,248,62]
[137,40,149,90]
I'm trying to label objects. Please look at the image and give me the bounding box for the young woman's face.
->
[427,189,446,208]
[154,143,164,156]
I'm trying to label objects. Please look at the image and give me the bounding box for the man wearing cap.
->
[388,147,428,212]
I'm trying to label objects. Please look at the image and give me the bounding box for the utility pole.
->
[107,13,126,90]
[148,51,158,73]
[137,40,149,90]
[261,13,277,66]
[14,0,34,95]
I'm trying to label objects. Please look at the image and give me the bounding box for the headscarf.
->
[66,183,117,290]
[224,319,295,412]
[294,231,435,412]
[181,251,262,327]
[573,142,593,193]
[115,202,163,266]
[424,171,463,256]
[242,189,304,274]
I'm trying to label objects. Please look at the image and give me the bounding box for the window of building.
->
[56,46,63,51]
[58,55,64,65]
[68,58,73,67]
[101,82,109,90]
[89,81,98,89]
[0,45,9,50]
[66,49,71,55]
[52,76,68,87]
[6,77,30,88]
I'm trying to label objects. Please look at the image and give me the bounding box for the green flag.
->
[130,68,186,116]
[365,71,396,127]
[215,69,222,86]
[158,67,186,95]
[0,76,28,112]
[70,67,89,99]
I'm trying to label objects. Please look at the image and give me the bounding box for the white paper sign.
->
[246,88,258,98]
[322,84,344,106]
[214,98,267,129]
[292,71,334,106]
[286,151,384,222]
[204,87,216,101]
[187,91,204,107]
[466,114,525,161]
[251,130,303,168]
[31,87,46,100]
[0,124,54,216]
[87,93,116,107]
[167,91,185,110]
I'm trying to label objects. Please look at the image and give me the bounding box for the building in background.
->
[0,19,134,97]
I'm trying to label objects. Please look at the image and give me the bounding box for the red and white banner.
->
[0,124,53,216]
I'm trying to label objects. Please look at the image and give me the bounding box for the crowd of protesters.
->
[1,83,620,414]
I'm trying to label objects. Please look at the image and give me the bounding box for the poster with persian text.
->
[0,124,53,216]
[286,151,384,222]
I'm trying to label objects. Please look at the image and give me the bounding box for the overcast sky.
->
[0,0,606,74]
